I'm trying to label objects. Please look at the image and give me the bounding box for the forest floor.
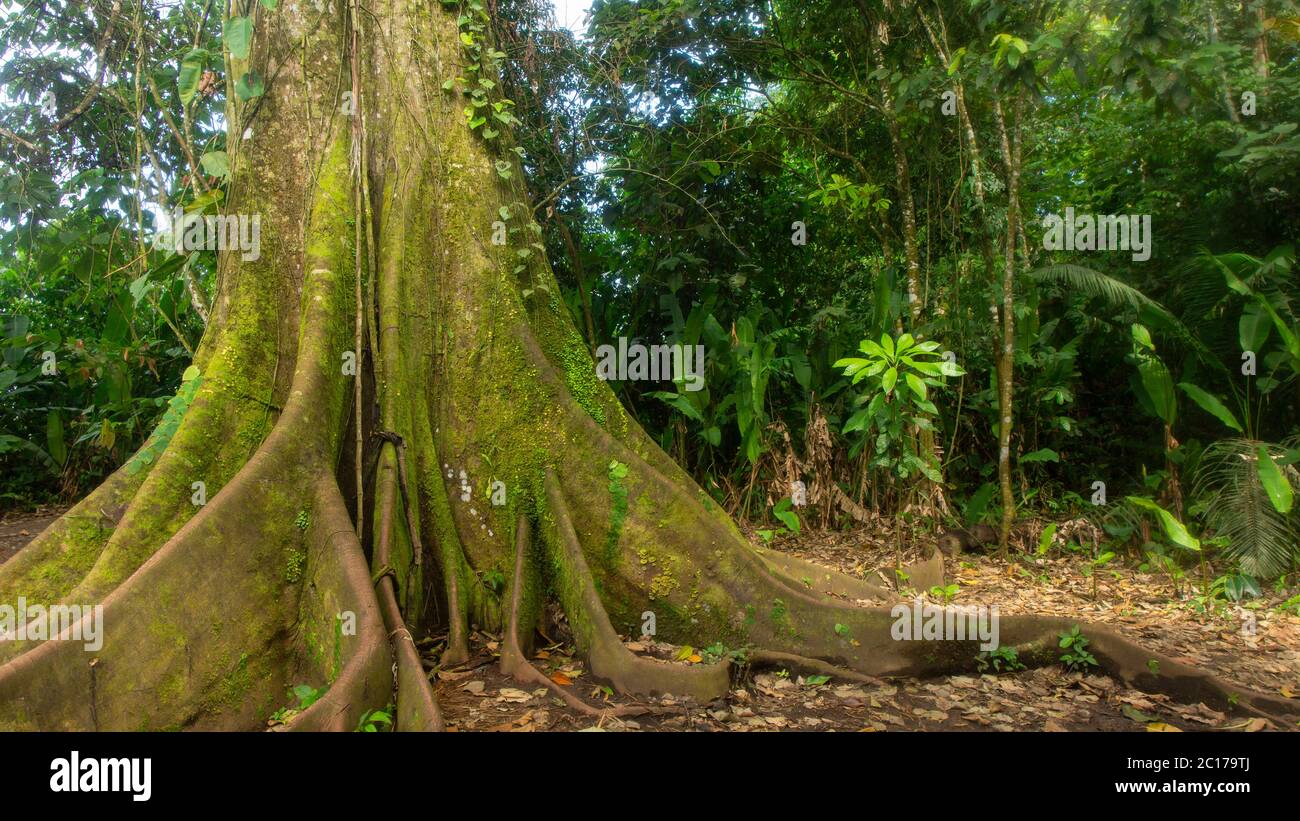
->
[2,508,1296,731]
[426,523,1299,733]
[0,505,67,566]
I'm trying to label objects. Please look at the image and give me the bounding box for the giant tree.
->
[0,0,1292,730]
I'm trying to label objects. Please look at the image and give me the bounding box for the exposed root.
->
[0,268,355,729]
[542,472,731,703]
[756,545,891,602]
[412,406,470,667]
[282,479,390,732]
[373,440,443,732]
[746,649,882,686]
[499,515,660,717]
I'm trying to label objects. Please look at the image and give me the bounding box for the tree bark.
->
[991,96,1021,553]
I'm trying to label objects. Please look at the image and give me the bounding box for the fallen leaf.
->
[497,687,532,703]
[1122,704,1159,724]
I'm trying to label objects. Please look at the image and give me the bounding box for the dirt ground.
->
[427,521,1298,733]
[3,508,1296,732]
[0,506,66,566]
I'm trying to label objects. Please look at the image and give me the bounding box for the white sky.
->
[550,0,593,36]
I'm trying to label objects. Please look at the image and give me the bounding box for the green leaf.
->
[177,49,208,105]
[46,409,66,468]
[1136,358,1177,427]
[260,0,278,8]
[1021,448,1059,463]
[647,390,704,423]
[904,372,926,401]
[185,188,224,213]
[1037,523,1057,555]
[881,367,898,395]
[1177,383,1242,432]
[1255,446,1294,514]
[235,71,265,101]
[1126,497,1200,551]
[129,273,153,305]
[964,482,997,524]
[773,500,800,534]
[1130,323,1155,352]
[879,333,895,358]
[1239,304,1272,353]
[199,150,230,181]
[224,16,254,61]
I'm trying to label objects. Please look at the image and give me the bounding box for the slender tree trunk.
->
[992,96,1021,552]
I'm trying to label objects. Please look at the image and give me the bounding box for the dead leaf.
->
[497,687,532,703]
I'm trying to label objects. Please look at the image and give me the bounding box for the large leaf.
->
[1029,264,1221,374]
[1238,304,1272,353]
[1126,497,1200,551]
[46,409,66,468]
[1177,383,1242,432]
[177,48,208,105]
[1136,358,1177,427]
[235,71,265,101]
[881,366,898,395]
[224,16,254,61]
[1256,445,1294,514]
[904,372,926,401]
[646,390,703,424]
[1021,448,1059,463]
[200,150,230,181]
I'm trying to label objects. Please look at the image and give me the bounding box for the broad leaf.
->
[224,16,254,61]
[1255,445,1293,514]
[1126,497,1200,551]
[177,49,207,105]
[1177,383,1242,432]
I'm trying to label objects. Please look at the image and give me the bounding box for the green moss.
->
[605,460,629,562]
[558,338,606,426]
[770,597,793,636]
[206,652,252,711]
[285,548,306,584]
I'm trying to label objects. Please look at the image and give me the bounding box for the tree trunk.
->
[0,1,1291,731]
[992,97,1020,553]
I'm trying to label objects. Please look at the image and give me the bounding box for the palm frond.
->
[1192,438,1300,578]
[1028,264,1224,373]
